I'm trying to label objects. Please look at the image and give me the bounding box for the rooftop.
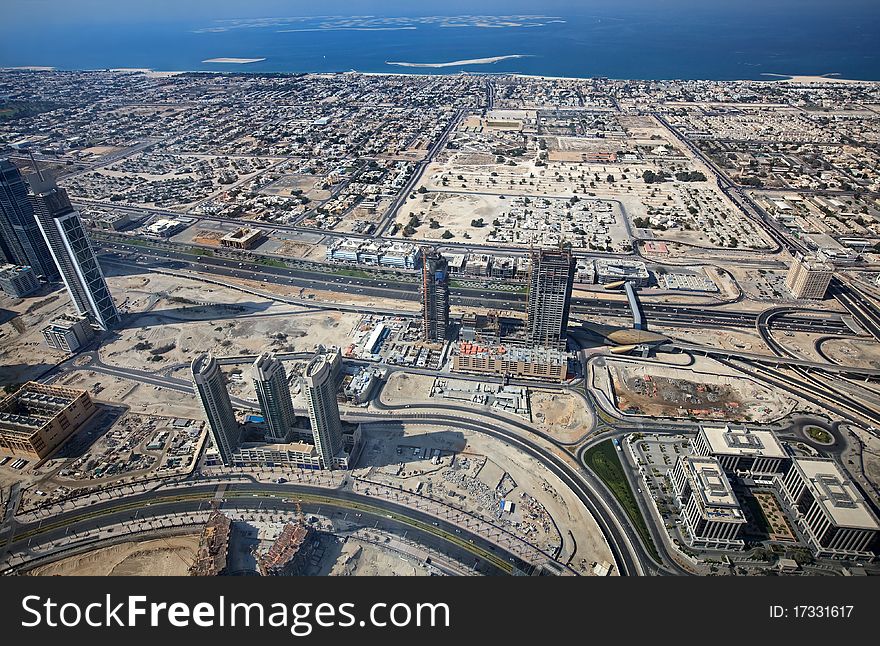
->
[794,458,880,530]
[682,456,745,523]
[701,425,788,459]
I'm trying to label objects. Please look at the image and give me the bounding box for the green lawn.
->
[258,257,288,268]
[805,426,833,444]
[582,439,661,564]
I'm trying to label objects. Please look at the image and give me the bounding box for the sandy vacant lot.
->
[30,535,200,576]
[378,372,435,405]
[531,390,593,443]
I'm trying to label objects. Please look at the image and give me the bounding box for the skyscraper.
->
[252,352,295,443]
[192,354,240,465]
[420,248,449,343]
[526,248,575,351]
[0,159,57,279]
[28,172,118,330]
[303,353,344,469]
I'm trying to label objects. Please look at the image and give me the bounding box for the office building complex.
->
[29,173,118,330]
[779,458,879,558]
[785,254,833,300]
[693,425,789,479]
[526,248,575,350]
[0,263,40,297]
[41,313,96,353]
[670,455,746,550]
[252,352,296,443]
[420,248,449,343]
[192,354,240,466]
[0,159,57,279]
[0,382,96,460]
[303,353,345,469]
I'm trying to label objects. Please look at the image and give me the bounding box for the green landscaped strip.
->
[582,440,661,564]
[332,268,375,279]
[257,257,289,268]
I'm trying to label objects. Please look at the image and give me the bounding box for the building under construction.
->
[257,520,315,576]
[189,510,232,576]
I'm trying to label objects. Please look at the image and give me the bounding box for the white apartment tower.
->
[252,352,296,443]
[192,354,240,465]
[303,353,345,469]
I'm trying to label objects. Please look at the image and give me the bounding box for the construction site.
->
[596,356,798,423]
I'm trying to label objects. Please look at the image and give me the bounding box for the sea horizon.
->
[2,7,880,81]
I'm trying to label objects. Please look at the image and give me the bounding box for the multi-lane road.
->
[96,239,855,335]
[1,482,533,576]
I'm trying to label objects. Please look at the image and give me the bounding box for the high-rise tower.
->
[420,248,449,343]
[28,172,118,330]
[0,159,57,279]
[192,354,240,465]
[303,353,344,469]
[252,352,296,443]
[526,248,575,350]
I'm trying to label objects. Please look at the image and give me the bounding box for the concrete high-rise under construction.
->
[0,159,58,279]
[303,353,344,469]
[192,354,240,465]
[420,248,449,343]
[252,352,295,443]
[29,172,118,330]
[526,248,575,351]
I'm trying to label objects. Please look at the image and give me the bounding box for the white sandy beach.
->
[761,73,864,84]
[202,57,266,64]
[1,66,55,71]
[386,55,530,68]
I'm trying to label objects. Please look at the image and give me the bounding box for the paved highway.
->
[96,241,853,335]
[3,483,532,576]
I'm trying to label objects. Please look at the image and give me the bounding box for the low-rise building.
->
[344,367,382,404]
[693,425,789,480]
[0,382,96,460]
[670,455,746,550]
[575,259,595,284]
[445,253,467,275]
[143,218,186,238]
[662,272,718,292]
[89,211,132,231]
[594,258,650,287]
[221,227,264,250]
[452,344,568,382]
[0,264,40,297]
[778,458,879,559]
[232,441,351,469]
[41,313,96,353]
[379,241,419,269]
[325,237,418,269]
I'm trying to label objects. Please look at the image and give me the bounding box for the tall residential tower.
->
[192,354,240,465]
[526,248,575,350]
[29,172,118,330]
[303,353,344,469]
[252,352,296,443]
[420,248,449,343]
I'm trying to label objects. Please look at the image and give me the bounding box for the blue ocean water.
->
[1,5,878,80]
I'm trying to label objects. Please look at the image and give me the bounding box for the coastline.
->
[2,65,878,84]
